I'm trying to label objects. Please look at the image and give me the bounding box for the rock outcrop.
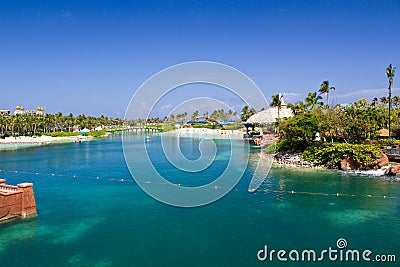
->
[341,155,361,170]
[385,165,400,176]
[375,153,389,168]
[341,153,389,171]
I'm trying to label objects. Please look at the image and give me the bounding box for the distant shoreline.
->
[163,128,244,139]
[0,135,94,150]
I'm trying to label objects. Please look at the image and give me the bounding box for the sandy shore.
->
[164,128,244,139]
[0,135,94,150]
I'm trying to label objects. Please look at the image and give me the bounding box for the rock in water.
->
[385,165,400,176]
[375,153,389,168]
[341,155,361,170]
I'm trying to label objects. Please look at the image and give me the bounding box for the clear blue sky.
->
[1,0,399,118]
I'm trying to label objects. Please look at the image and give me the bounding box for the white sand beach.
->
[0,135,94,150]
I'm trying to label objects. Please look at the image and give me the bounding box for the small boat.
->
[145,136,152,142]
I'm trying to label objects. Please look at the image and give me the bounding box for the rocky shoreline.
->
[273,151,400,177]
[273,152,326,169]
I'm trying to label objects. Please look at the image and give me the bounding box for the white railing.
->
[0,185,19,193]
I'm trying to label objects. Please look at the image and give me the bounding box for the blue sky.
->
[1,0,399,118]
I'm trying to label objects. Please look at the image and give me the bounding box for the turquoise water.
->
[0,134,399,266]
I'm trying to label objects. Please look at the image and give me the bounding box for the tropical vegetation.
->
[0,113,126,137]
[271,64,397,168]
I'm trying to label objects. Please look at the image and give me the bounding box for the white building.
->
[0,110,10,115]
[246,94,294,124]
[14,106,25,115]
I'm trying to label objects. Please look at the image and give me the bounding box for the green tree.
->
[240,106,250,122]
[270,94,283,130]
[190,110,199,121]
[305,92,323,111]
[318,80,335,108]
[392,96,400,108]
[287,101,305,115]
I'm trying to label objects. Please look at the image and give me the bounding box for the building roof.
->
[246,107,294,124]
[379,128,395,137]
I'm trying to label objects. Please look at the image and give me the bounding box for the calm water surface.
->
[0,134,399,266]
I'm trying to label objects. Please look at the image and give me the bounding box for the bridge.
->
[109,126,163,134]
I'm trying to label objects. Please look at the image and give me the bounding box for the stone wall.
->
[0,179,37,222]
[274,152,324,169]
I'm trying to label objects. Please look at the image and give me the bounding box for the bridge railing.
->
[383,147,400,155]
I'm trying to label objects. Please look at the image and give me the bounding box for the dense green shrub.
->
[222,124,241,130]
[378,139,400,146]
[191,124,216,129]
[264,142,277,154]
[86,130,107,137]
[42,130,107,138]
[161,124,175,132]
[276,138,308,152]
[302,142,382,169]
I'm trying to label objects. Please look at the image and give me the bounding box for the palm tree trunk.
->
[326,93,329,108]
[389,83,392,138]
[277,107,281,133]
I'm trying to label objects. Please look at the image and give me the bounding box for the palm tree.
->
[386,64,396,138]
[392,96,400,108]
[190,110,199,122]
[0,116,5,136]
[287,103,296,115]
[318,81,335,108]
[287,101,306,115]
[295,101,306,115]
[305,92,323,111]
[270,94,283,131]
[66,113,75,132]
[240,106,250,122]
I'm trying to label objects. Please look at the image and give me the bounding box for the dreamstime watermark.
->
[257,238,396,263]
[122,61,274,207]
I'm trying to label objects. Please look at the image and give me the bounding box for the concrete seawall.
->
[0,179,37,222]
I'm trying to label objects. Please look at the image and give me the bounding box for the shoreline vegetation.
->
[262,66,398,176]
[1,65,398,177]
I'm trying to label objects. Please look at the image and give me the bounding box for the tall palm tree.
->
[240,106,250,122]
[386,64,396,138]
[318,81,335,108]
[0,115,5,136]
[270,94,283,131]
[305,92,323,111]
